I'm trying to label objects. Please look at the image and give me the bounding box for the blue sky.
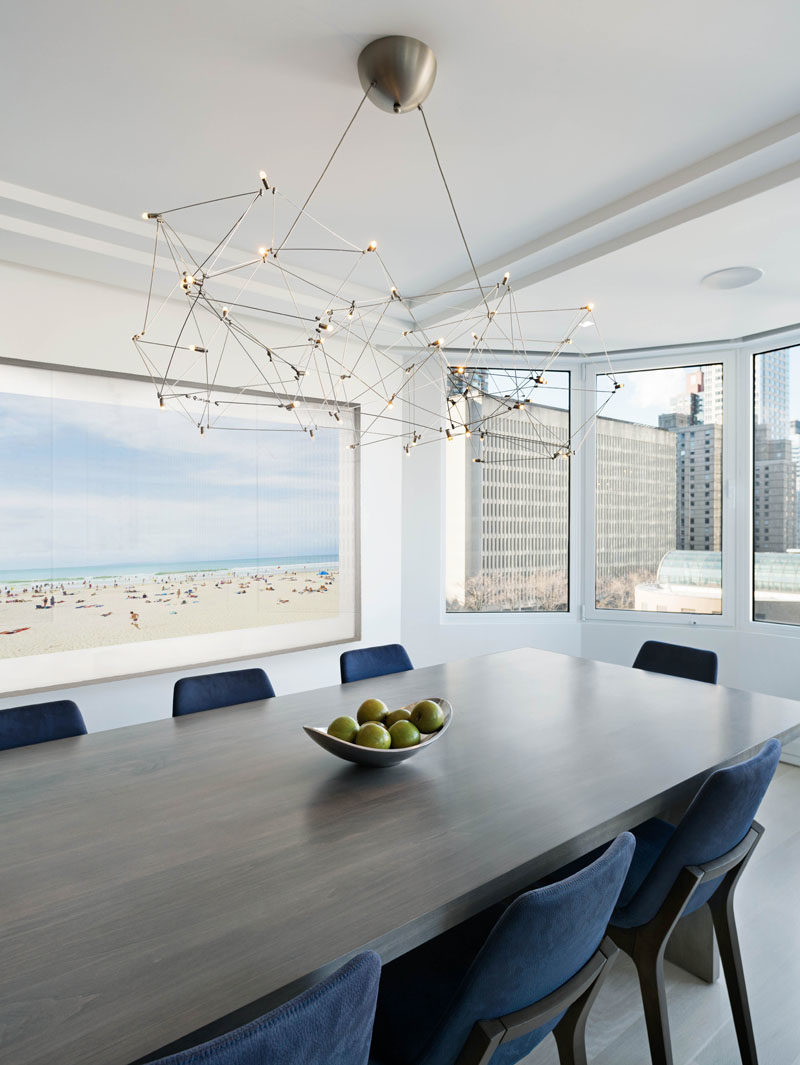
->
[0,393,340,570]
[599,348,800,427]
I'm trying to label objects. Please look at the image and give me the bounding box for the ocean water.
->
[0,555,339,585]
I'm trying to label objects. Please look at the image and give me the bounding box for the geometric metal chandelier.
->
[134,36,618,461]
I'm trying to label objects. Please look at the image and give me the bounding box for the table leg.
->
[664,904,719,983]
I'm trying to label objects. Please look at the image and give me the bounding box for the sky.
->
[0,392,341,571]
[598,346,800,427]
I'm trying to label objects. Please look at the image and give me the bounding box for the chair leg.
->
[553,943,618,1065]
[708,888,759,1065]
[552,1000,589,1065]
[631,942,674,1065]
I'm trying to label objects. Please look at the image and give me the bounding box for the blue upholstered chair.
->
[0,699,87,752]
[150,950,381,1065]
[632,640,718,684]
[340,644,413,684]
[172,668,275,717]
[370,832,635,1065]
[608,739,781,1065]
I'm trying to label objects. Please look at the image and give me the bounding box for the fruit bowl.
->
[304,698,453,768]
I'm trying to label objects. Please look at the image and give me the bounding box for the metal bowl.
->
[304,698,453,768]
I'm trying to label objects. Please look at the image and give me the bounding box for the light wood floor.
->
[526,762,800,1065]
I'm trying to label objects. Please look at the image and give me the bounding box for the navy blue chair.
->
[632,640,718,684]
[370,832,635,1065]
[173,668,275,717]
[609,739,781,1065]
[0,699,87,752]
[339,644,413,684]
[150,950,381,1065]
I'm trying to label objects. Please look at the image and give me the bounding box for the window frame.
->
[746,334,800,635]
[580,349,738,628]
[439,362,578,624]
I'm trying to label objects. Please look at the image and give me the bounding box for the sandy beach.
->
[0,566,339,659]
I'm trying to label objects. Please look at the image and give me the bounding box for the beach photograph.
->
[0,387,351,660]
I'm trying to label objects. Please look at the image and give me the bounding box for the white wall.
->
[0,262,403,729]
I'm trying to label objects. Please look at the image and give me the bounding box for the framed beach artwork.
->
[0,361,359,694]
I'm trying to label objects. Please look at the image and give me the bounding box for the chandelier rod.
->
[417,103,489,314]
[275,83,375,255]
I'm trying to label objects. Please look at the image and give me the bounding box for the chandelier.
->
[133,36,618,461]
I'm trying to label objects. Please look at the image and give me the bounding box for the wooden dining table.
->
[3,647,800,1065]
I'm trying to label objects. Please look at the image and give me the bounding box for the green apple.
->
[327,715,358,743]
[384,708,412,728]
[389,720,421,748]
[355,722,391,749]
[410,699,445,734]
[357,698,388,725]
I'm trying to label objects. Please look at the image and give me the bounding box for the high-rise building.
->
[674,423,723,550]
[753,428,796,552]
[753,351,795,551]
[754,350,790,442]
[446,402,676,609]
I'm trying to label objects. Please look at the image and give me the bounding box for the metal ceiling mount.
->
[357,35,437,113]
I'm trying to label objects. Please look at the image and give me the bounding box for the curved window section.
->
[445,368,570,613]
[753,347,800,625]
[595,363,723,614]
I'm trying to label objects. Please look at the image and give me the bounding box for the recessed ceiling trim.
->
[414,155,800,328]
[411,110,800,313]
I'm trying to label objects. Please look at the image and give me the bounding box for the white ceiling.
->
[3,0,800,350]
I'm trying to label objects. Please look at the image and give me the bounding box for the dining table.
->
[3,646,800,1065]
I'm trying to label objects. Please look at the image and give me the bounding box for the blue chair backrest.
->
[0,699,87,752]
[615,739,781,928]
[173,668,275,717]
[413,832,635,1065]
[632,640,718,684]
[340,644,413,684]
[151,951,381,1065]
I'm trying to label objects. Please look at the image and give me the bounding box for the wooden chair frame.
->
[608,821,764,1065]
[453,936,619,1065]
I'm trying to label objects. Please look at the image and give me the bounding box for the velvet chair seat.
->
[370,833,635,1065]
[0,699,87,752]
[607,739,781,1065]
[151,951,381,1065]
[173,668,275,717]
[611,740,779,930]
[340,644,413,684]
[632,640,718,684]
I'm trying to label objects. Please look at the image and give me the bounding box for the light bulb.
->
[258,247,267,257]
[334,411,342,422]
[159,396,165,408]
[584,303,594,310]
[367,240,377,252]
[465,428,472,437]
[446,429,453,442]
[404,444,410,455]
[222,306,229,318]
[456,366,465,374]
[503,272,510,283]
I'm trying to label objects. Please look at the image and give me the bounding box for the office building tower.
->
[446,403,676,607]
[674,423,723,550]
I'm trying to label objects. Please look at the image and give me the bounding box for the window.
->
[752,347,800,625]
[446,368,570,613]
[594,363,723,613]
